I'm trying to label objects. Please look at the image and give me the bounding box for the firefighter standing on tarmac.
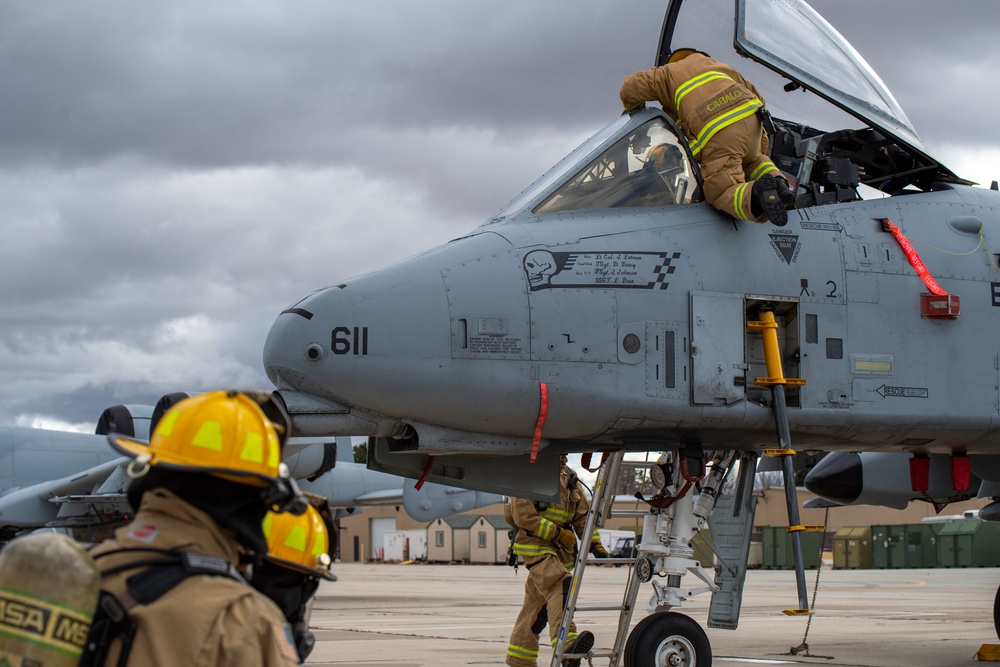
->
[620,48,794,226]
[252,499,337,663]
[505,455,609,667]
[83,390,303,667]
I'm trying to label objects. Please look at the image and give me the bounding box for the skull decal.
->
[523,250,557,286]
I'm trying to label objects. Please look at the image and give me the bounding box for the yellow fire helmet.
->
[667,47,710,64]
[262,505,335,580]
[108,390,287,489]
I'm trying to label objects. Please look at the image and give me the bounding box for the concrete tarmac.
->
[305,562,1000,667]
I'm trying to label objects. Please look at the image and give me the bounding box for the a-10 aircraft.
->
[261,0,1000,664]
[0,394,499,541]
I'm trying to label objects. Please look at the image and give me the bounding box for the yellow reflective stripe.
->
[590,530,600,542]
[689,100,763,155]
[191,420,223,451]
[266,434,280,468]
[0,587,94,657]
[512,543,558,558]
[240,431,264,464]
[674,71,733,110]
[312,526,328,555]
[156,410,179,437]
[540,507,572,522]
[749,160,780,181]
[508,644,538,659]
[536,518,557,540]
[733,182,752,220]
[262,512,273,538]
[285,525,307,552]
[552,631,579,647]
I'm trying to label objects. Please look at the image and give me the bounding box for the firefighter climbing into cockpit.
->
[620,48,795,226]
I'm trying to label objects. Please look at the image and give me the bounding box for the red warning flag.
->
[530,382,548,463]
[881,218,948,296]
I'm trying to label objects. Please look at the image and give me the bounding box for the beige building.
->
[334,489,990,563]
[468,515,511,564]
[426,515,476,563]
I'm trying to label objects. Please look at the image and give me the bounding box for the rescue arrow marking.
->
[875,385,929,399]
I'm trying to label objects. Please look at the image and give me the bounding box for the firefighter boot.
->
[776,177,796,208]
[563,630,595,667]
[750,174,788,226]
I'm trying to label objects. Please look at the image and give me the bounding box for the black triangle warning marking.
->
[769,234,799,265]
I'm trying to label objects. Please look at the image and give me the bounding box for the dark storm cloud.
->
[809,0,1000,152]
[0,0,996,428]
[0,2,657,170]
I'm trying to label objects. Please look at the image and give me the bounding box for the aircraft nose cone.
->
[803,451,862,505]
[263,296,333,393]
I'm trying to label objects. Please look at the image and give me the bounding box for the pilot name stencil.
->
[523,250,680,291]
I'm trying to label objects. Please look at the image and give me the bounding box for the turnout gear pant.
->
[698,113,781,223]
[506,556,579,667]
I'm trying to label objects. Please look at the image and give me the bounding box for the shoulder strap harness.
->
[78,548,245,667]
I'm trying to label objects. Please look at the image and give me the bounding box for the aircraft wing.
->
[802,497,842,509]
[297,460,502,521]
[352,488,403,505]
[0,457,129,528]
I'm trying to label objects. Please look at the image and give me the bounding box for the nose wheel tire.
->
[624,611,712,667]
[994,585,1000,641]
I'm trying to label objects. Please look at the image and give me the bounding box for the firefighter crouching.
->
[81,390,304,666]
[505,456,609,667]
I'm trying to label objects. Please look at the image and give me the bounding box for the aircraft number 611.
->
[331,326,369,356]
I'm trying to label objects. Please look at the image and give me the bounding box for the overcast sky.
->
[2,0,998,431]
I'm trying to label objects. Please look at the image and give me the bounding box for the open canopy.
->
[656,0,958,189]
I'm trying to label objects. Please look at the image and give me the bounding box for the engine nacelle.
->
[95,404,154,441]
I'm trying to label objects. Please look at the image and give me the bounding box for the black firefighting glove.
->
[623,102,646,117]
[590,541,610,558]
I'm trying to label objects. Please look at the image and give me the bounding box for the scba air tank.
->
[0,533,100,667]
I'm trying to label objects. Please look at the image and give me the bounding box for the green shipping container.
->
[937,520,1000,568]
[902,523,941,569]
[762,526,783,569]
[872,524,941,569]
[762,526,821,570]
[871,525,906,568]
[832,526,872,569]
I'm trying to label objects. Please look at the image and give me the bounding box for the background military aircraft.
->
[0,395,499,541]
[260,0,1000,662]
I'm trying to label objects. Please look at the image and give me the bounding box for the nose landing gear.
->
[623,611,711,667]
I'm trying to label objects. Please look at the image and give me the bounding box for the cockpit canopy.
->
[490,0,962,224]
[533,118,696,214]
[663,0,958,192]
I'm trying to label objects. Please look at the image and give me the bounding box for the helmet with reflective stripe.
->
[262,505,335,580]
[667,48,710,64]
[108,390,286,488]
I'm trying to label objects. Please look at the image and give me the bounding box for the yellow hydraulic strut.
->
[747,311,806,390]
[748,310,812,615]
